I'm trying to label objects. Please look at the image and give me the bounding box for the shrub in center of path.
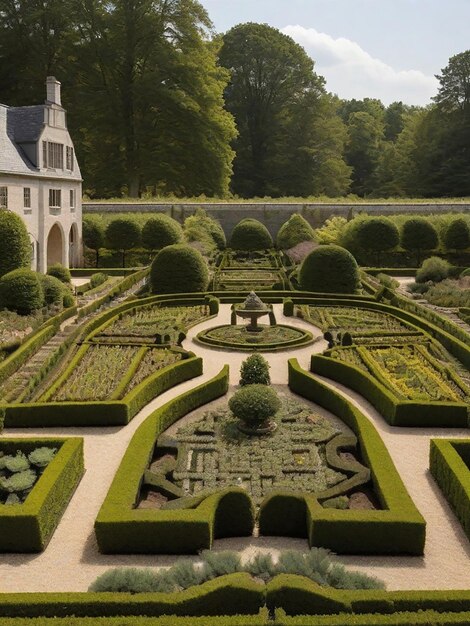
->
[150,244,209,294]
[229,384,281,433]
[230,218,273,250]
[239,353,271,386]
[299,245,359,294]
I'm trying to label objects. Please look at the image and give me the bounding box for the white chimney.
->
[46,76,61,106]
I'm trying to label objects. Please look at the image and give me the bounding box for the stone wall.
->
[83,202,470,236]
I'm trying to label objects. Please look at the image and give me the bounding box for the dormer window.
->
[43,141,63,169]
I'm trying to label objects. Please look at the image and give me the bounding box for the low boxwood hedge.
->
[95,365,255,553]
[0,437,84,551]
[4,355,202,427]
[0,574,264,618]
[430,439,470,541]
[310,353,469,428]
[258,360,426,555]
[0,616,267,626]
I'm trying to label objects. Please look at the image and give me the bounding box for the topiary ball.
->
[47,263,71,284]
[299,245,359,294]
[276,214,316,250]
[40,274,66,306]
[0,269,44,314]
[0,210,31,278]
[150,244,209,294]
[230,219,273,251]
[229,384,281,427]
[142,215,183,251]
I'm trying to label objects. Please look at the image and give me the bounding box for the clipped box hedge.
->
[95,365,255,553]
[4,355,203,428]
[310,353,469,428]
[0,615,268,626]
[258,360,426,555]
[430,438,470,541]
[0,574,264,618]
[0,437,84,552]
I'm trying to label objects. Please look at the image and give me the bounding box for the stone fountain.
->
[236,291,269,332]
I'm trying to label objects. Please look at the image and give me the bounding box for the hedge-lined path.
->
[0,274,146,403]
[1,304,470,591]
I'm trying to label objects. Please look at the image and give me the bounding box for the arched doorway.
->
[69,223,78,268]
[47,223,64,267]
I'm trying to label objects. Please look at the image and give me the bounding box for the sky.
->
[199,0,470,106]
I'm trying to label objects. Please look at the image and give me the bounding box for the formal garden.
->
[1,209,470,624]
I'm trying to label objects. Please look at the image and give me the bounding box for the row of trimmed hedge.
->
[262,359,426,555]
[430,439,470,542]
[8,574,470,621]
[0,616,267,626]
[0,438,84,552]
[379,287,470,367]
[70,268,144,277]
[94,365,257,553]
[0,304,77,387]
[4,355,202,427]
[77,268,149,319]
[310,352,469,428]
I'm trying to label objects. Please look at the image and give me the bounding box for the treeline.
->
[0,1,469,199]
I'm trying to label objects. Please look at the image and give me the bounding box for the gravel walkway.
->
[0,304,469,591]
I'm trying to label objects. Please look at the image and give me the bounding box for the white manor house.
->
[0,77,82,272]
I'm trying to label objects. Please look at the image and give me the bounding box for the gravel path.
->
[1,304,469,591]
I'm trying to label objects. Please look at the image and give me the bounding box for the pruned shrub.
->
[444,218,470,251]
[83,217,105,267]
[349,217,399,265]
[40,274,65,306]
[276,214,316,250]
[184,209,226,251]
[401,218,438,265]
[106,218,141,267]
[299,245,359,294]
[229,384,281,427]
[47,263,71,284]
[0,268,44,314]
[142,215,183,251]
[239,353,271,386]
[150,244,209,294]
[416,256,452,284]
[230,219,273,250]
[90,272,108,288]
[0,210,31,278]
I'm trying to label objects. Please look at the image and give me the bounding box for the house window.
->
[43,141,64,169]
[70,189,75,210]
[0,187,7,208]
[49,189,61,212]
[66,146,74,171]
[24,188,31,208]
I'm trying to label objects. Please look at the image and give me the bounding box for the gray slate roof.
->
[0,105,37,175]
[0,103,81,180]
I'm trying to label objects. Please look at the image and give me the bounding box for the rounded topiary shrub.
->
[40,274,66,306]
[276,214,316,250]
[0,269,44,314]
[142,215,183,251]
[400,218,438,265]
[0,210,31,278]
[444,218,470,251]
[47,263,71,284]
[353,217,399,263]
[230,219,273,251]
[299,245,359,294]
[416,256,452,284]
[150,244,209,294]
[229,384,281,429]
[239,353,271,386]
